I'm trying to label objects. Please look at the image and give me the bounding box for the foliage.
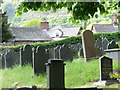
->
[2,12,13,42]
[10,16,24,27]
[16,2,118,23]
[1,31,120,51]
[20,19,42,27]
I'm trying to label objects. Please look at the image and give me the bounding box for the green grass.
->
[0,65,46,88]
[0,58,119,89]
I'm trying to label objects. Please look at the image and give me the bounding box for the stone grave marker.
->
[95,46,103,57]
[79,46,84,57]
[4,50,20,68]
[100,56,113,80]
[60,44,73,61]
[102,38,109,51]
[0,55,2,69]
[33,46,49,75]
[45,59,65,89]
[81,30,96,62]
[54,46,61,59]
[70,43,81,58]
[48,48,55,59]
[107,40,119,49]
[95,39,102,48]
[20,44,32,66]
[94,56,118,86]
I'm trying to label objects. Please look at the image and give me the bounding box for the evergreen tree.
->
[2,12,13,42]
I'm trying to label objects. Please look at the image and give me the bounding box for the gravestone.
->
[20,44,32,66]
[100,56,113,80]
[79,46,84,57]
[49,48,55,59]
[107,40,119,49]
[0,55,2,69]
[95,46,103,57]
[94,56,118,86]
[45,59,65,90]
[95,39,102,48]
[70,43,81,58]
[81,30,96,62]
[33,46,49,75]
[1,54,5,69]
[54,46,61,59]
[102,38,109,51]
[4,50,20,68]
[60,44,73,61]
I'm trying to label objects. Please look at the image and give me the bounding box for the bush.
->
[1,31,120,51]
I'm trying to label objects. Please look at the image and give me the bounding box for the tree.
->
[16,1,118,23]
[2,12,13,42]
[21,18,42,27]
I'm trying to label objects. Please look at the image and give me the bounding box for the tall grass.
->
[65,58,99,88]
[0,58,119,88]
[1,65,46,88]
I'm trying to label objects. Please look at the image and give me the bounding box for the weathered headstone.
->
[0,55,2,69]
[60,44,73,61]
[81,30,96,62]
[107,40,119,49]
[4,50,20,68]
[20,44,32,66]
[70,43,81,58]
[79,46,84,57]
[95,39,102,48]
[45,59,65,90]
[100,56,113,80]
[94,56,118,86]
[102,38,109,51]
[49,48,55,59]
[54,46,61,59]
[95,46,103,57]
[33,46,49,75]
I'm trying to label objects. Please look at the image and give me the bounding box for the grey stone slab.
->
[60,44,73,61]
[54,46,61,59]
[33,46,49,75]
[4,50,20,68]
[20,44,32,66]
[102,38,109,51]
[104,49,120,61]
[95,39,102,48]
[69,43,81,58]
[48,48,55,59]
[79,46,84,58]
[94,80,119,86]
[95,46,103,57]
[81,30,96,62]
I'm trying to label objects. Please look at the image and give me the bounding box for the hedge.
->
[0,31,120,51]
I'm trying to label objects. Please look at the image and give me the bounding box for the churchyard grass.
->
[0,57,119,88]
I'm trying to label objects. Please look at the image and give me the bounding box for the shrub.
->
[1,31,120,51]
